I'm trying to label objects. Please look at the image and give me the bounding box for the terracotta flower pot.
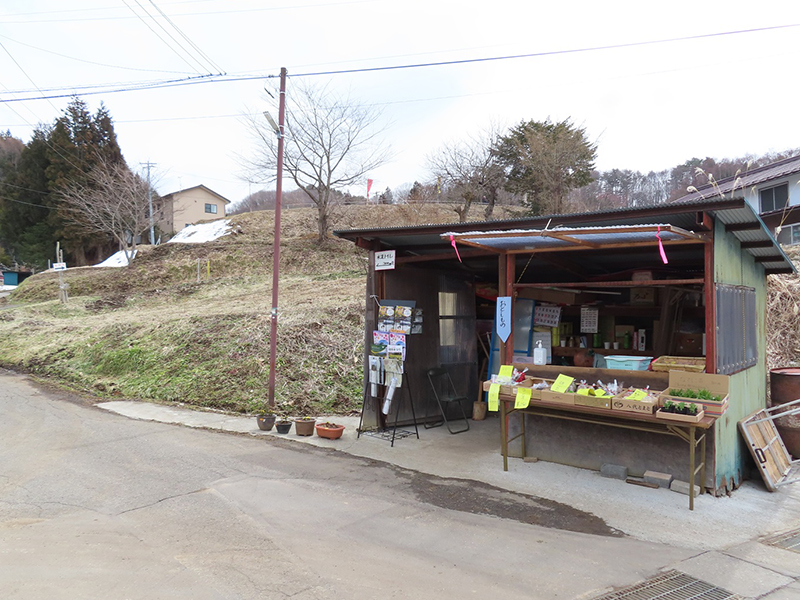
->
[294,418,316,436]
[256,415,276,431]
[315,422,345,439]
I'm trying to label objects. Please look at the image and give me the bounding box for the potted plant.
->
[255,407,276,431]
[275,413,293,434]
[656,399,704,423]
[294,416,316,436]
[315,421,345,439]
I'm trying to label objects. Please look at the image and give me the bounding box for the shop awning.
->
[441,224,705,254]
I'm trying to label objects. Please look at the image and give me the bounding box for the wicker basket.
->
[651,356,705,373]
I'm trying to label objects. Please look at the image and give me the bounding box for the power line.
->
[146,0,225,74]
[1,22,797,104]
[0,0,380,23]
[121,0,206,74]
[0,31,196,75]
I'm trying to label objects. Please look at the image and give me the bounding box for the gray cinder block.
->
[600,463,628,480]
[644,470,673,488]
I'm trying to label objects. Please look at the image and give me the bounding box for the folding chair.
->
[425,367,470,434]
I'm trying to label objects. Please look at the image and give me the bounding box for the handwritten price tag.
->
[550,374,575,394]
[625,389,649,401]
[498,365,514,379]
[488,383,500,412]
[515,387,532,409]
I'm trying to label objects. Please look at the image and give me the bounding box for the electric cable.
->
[146,0,225,74]
[1,22,796,104]
[0,31,196,75]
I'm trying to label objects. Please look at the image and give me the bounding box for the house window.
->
[716,284,757,375]
[205,203,218,214]
[760,184,788,213]
[779,223,800,246]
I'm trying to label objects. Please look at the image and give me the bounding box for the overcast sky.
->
[1,0,799,205]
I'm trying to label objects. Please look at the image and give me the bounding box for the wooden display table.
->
[488,385,714,510]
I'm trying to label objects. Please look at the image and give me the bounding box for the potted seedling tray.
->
[658,371,729,417]
[656,400,705,423]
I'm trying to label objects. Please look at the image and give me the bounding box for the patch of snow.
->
[94,250,137,268]
[0,284,17,291]
[168,219,232,244]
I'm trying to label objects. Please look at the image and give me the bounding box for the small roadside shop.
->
[334,198,795,497]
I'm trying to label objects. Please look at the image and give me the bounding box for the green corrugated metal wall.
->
[713,219,767,491]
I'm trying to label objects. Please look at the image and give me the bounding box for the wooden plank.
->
[514,279,704,289]
[739,408,796,491]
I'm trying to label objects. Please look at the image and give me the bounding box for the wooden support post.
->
[704,228,716,374]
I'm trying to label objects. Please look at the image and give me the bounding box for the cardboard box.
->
[656,406,705,423]
[612,392,659,415]
[540,389,576,406]
[483,377,553,400]
[659,371,729,418]
[574,392,612,409]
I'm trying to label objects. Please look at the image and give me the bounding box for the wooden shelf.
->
[552,346,652,357]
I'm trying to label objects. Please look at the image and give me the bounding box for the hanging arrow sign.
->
[496,296,511,342]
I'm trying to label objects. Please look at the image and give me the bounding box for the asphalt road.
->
[0,370,703,599]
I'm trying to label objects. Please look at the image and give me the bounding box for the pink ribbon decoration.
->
[450,234,462,262]
[656,226,669,264]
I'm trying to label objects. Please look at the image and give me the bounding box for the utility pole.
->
[141,161,157,245]
[268,67,287,409]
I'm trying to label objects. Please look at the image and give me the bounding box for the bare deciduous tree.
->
[243,81,391,242]
[58,161,158,266]
[427,127,505,222]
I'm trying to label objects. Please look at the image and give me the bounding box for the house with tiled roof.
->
[674,155,800,245]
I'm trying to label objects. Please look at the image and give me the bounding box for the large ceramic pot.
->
[256,415,276,431]
[294,418,316,436]
[769,367,800,458]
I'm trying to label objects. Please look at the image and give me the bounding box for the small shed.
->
[0,270,33,286]
[334,198,795,495]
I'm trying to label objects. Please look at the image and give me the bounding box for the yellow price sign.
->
[550,374,575,394]
[625,388,649,401]
[488,383,500,412]
[498,365,514,379]
[515,387,532,409]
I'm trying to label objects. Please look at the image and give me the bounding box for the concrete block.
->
[600,463,628,480]
[644,470,673,488]
[670,479,701,496]
[523,456,539,463]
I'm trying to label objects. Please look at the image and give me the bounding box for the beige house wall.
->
[158,187,229,235]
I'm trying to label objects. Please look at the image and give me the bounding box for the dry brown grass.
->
[767,245,800,370]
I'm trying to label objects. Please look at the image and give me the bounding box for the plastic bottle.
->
[533,340,546,365]
[623,330,632,349]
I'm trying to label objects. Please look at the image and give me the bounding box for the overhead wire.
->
[121,0,206,74]
[146,0,225,74]
[1,22,797,104]
[0,31,196,75]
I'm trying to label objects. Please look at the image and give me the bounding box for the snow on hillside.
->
[168,220,232,244]
[93,250,137,268]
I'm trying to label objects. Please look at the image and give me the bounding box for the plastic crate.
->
[604,355,653,371]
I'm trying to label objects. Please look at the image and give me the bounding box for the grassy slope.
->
[0,204,525,416]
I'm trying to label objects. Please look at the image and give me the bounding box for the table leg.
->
[700,430,706,497]
[501,400,508,471]
[689,426,696,511]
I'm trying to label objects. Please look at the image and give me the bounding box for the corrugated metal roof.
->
[445,224,699,253]
[674,155,800,204]
[333,197,796,275]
